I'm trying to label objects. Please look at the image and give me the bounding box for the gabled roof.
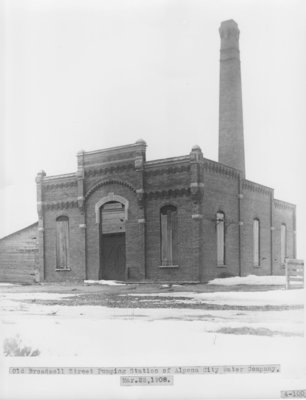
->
[0,222,38,241]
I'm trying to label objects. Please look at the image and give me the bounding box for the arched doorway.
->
[99,200,126,280]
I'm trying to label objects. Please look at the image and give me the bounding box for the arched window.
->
[56,216,70,270]
[216,212,225,266]
[160,205,178,266]
[253,218,260,267]
[281,224,287,265]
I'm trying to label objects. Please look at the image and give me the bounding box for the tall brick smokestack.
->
[218,20,245,176]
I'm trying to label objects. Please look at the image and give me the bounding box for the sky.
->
[0,0,305,259]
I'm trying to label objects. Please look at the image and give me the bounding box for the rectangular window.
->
[56,216,70,269]
[281,224,287,265]
[160,206,177,266]
[253,219,260,267]
[217,212,225,265]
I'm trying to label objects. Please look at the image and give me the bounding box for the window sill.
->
[159,265,179,269]
[56,268,71,271]
[253,265,261,268]
[217,264,227,268]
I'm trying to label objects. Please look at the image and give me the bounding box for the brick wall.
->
[0,223,38,283]
[37,143,297,283]
[43,179,77,202]
[43,207,85,281]
[41,173,84,282]
[240,182,273,276]
[145,196,196,281]
[143,159,196,281]
[201,165,240,281]
[272,200,295,275]
[85,182,145,280]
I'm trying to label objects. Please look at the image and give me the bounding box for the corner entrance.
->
[99,201,126,281]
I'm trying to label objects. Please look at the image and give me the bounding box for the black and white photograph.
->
[0,0,305,399]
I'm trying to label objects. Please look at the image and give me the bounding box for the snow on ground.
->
[208,274,286,286]
[0,285,305,400]
[1,305,305,399]
[126,288,304,306]
[0,283,18,287]
[0,292,78,301]
[1,312,305,400]
[0,288,304,358]
[0,292,80,312]
[0,300,304,358]
[84,280,125,286]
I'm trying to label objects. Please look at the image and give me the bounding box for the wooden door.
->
[100,233,126,280]
[99,201,126,280]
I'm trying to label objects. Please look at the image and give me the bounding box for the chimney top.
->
[219,19,240,41]
[220,19,238,27]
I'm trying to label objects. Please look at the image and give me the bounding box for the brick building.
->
[0,20,296,283]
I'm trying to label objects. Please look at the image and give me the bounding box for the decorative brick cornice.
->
[83,142,146,157]
[43,180,77,190]
[85,179,137,200]
[146,155,189,167]
[84,163,134,178]
[44,200,78,211]
[274,199,296,210]
[146,187,190,200]
[44,172,76,180]
[145,164,190,177]
[242,180,273,196]
[203,159,240,179]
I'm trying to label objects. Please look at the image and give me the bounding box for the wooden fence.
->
[285,258,304,290]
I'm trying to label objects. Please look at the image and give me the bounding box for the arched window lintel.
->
[159,200,179,209]
[216,211,225,223]
[56,215,69,222]
[95,193,129,223]
[160,204,177,214]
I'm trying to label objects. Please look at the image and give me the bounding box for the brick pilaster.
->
[77,150,87,279]
[270,189,274,274]
[135,140,147,279]
[293,206,297,258]
[190,145,204,281]
[36,170,46,281]
[238,177,243,276]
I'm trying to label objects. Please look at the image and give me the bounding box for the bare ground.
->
[0,282,302,312]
